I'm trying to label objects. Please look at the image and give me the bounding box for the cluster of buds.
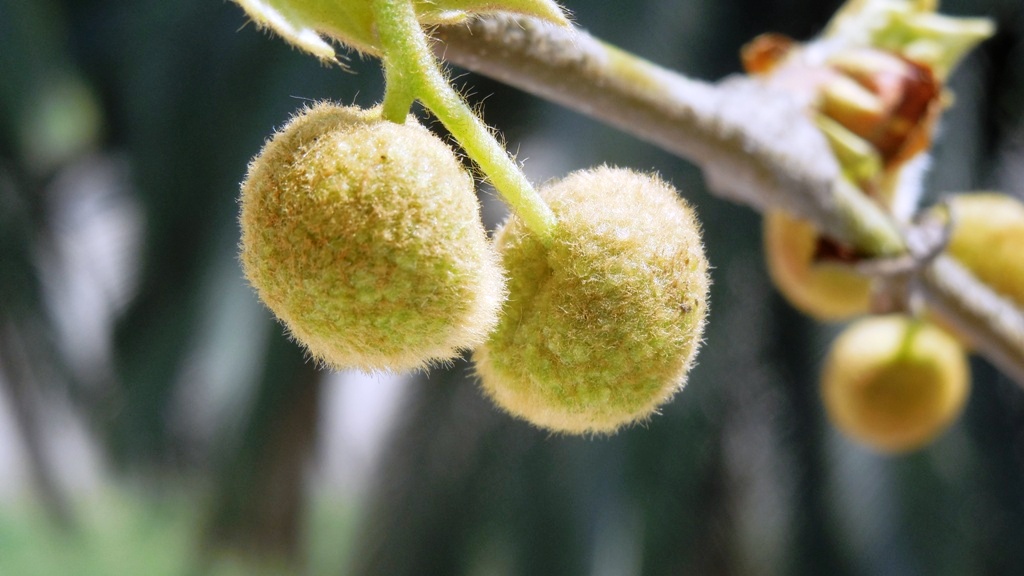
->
[752,0,994,323]
[744,0,993,252]
[747,0,1005,453]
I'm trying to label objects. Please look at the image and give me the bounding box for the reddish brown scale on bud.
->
[742,33,797,75]
[823,50,942,167]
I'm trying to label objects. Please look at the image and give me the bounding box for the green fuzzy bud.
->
[240,103,505,372]
[826,0,993,80]
[475,167,710,434]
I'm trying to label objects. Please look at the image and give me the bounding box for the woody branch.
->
[432,14,1024,386]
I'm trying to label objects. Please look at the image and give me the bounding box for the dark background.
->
[1,0,1023,574]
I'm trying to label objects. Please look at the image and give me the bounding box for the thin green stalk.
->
[832,178,906,256]
[380,68,417,123]
[372,0,556,241]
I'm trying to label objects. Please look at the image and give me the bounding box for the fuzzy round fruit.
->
[240,103,504,371]
[474,167,710,434]
[946,193,1024,307]
[821,315,970,454]
[763,210,871,320]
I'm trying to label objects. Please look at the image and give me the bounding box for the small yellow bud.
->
[946,193,1024,308]
[763,210,871,321]
[821,315,970,454]
[475,167,709,434]
[240,103,504,372]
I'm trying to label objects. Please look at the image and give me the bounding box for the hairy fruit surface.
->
[240,103,504,371]
[475,167,709,434]
[764,210,871,320]
[821,315,970,454]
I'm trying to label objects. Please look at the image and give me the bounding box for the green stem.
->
[372,0,557,241]
[380,66,417,123]
[832,177,906,256]
[376,0,419,123]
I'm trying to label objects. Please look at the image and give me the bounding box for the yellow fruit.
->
[946,193,1024,308]
[821,315,970,454]
[763,210,872,320]
[475,167,709,434]
[240,103,504,372]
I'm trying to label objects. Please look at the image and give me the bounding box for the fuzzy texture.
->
[821,315,970,454]
[240,103,504,371]
[475,167,709,434]
[947,193,1024,308]
[763,210,871,320]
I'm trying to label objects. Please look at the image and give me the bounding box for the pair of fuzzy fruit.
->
[765,196,1024,453]
[240,103,710,435]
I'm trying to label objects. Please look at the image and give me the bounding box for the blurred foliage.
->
[0,0,1022,574]
[0,491,355,576]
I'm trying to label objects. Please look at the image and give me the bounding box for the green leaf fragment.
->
[232,0,569,62]
[873,12,994,79]
[233,0,338,62]
[815,115,884,187]
[825,0,993,80]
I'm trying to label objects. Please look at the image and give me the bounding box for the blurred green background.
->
[1,0,1023,574]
